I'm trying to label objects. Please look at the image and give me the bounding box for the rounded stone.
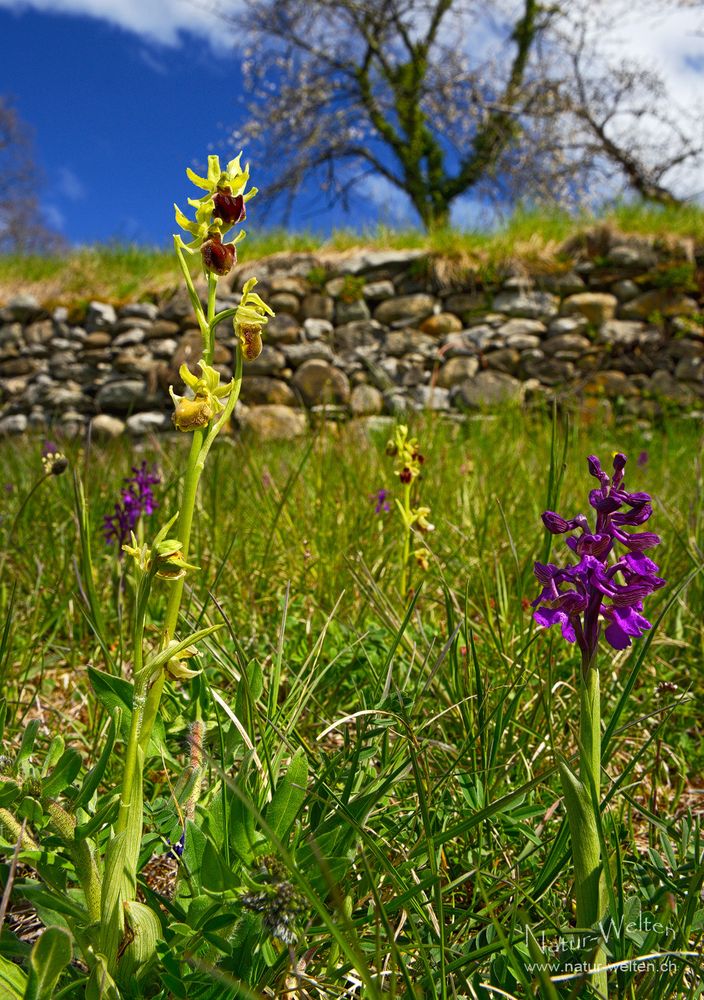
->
[437,356,480,388]
[90,414,126,438]
[374,294,437,326]
[350,383,384,416]
[421,312,463,337]
[240,377,299,407]
[560,293,618,325]
[240,404,307,440]
[269,291,301,316]
[301,293,335,322]
[126,412,170,435]
[0,413,28,434]
[453,371,523,409]
[292,359,350,407]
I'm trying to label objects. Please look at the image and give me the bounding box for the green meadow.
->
[0,409,702,997]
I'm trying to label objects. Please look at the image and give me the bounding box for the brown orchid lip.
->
[201,234,236,276]
[214,189,246,226]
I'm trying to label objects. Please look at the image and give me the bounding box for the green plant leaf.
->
[25,927,73,1000]
[0,954,27,999]
[264,749,308,842]
[87,667,165,753]
[43,749,83,799]
[72,712,120,812]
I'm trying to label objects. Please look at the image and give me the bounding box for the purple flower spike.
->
[371,488,391,514]
[104,461,161,549]
[533,453,665,656]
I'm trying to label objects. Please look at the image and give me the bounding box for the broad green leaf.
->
[0,953,26,998]
[43,749,83,799]
[264,750,308,842]
[17,720,40,766]
[119,900,162,982]
[25,927,72,1000]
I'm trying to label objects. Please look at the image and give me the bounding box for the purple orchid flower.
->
[103,461,161,548]
[533,453,665,656]
[371,488,391,514]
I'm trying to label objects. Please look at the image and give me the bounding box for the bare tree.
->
[226,0,549,229]
[223,0,704,227]
[0,97,64,254]
[534,1,704,208]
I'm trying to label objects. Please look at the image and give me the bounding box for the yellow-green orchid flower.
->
[234,277,275,361]
[169,360,234,432]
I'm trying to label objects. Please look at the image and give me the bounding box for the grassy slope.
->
[0,412,702,995]
[1,202,703,306]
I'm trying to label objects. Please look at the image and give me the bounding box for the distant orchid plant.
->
[386,425,434,594]
[533,453,665,998]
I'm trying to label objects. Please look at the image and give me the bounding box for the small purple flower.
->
[103,461,161,548]
[533,453,665,656]
[371,488,391,514]
[637,450,649,468]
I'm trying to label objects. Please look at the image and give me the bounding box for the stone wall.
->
[1,227,703,439]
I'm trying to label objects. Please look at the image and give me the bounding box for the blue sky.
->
[0,5,369,246]
[2,1,704,246]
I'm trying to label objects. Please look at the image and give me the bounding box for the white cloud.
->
[57,166,85,200]
[44,204,65,229]
[0,0,240,50]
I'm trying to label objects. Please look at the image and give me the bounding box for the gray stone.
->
[363,280,395,301]
[612,279,640,302]
[0,413,27,434]
[240,377,299,407]
[303,318,333,341]
[340,249,428,275]
[43,386,89,411]
[96,378,148,413]
[524,357,575,385]
[649,370,698,404]
[284,343,334,366]
[90,414,125,438]
[335,299,371,324]
[454,371,523,409]
[245,345,286,375]
[443,292,488,317]
[384,329,435,357]
[485,348,521,375]
[350,383,384,416]
[240,404,307,440]
[269,275,308,296]
[267,313,303,345]
[506,333,541,350]
[411,384,450,410]
[126,412,170,435]
[621,289,699,319]
[333,320,382,353]
[675,356,704,381]
[497,318,547,339]
[561,293,618,325]
[269,291,301,316]
[25,320,54,345]
[150,338,179,360]
[492,290,559,319]
[5,294,42,322]
[86,301,117,331]
[547,316,589,338]
[113,327,146,348]
[292,360,350,406]
[542,334,592,357]
[119,302,159,321]
[608,243,658,269]
[374,294,437,326]
[597,320,650,348]
[301,293,335,322]
[437,356,480,388]
[540,272,586,295]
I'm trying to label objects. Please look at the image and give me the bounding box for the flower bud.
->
[201,233,236,276]
[213,189,246,226]
[238,323,263,361]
